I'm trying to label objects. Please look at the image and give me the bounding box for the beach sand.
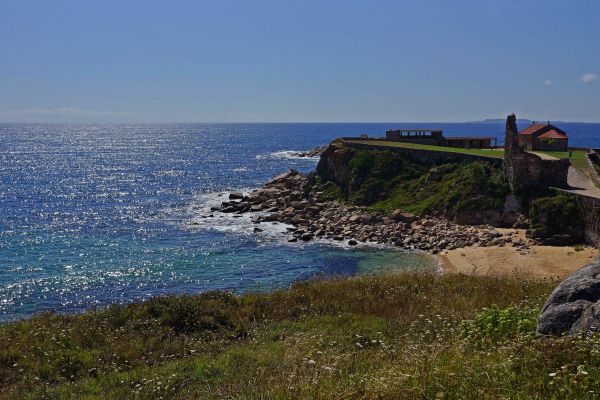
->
[439,229,598,279]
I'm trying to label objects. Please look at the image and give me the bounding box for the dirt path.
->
[530,151,600,199]
[564,167,600,199]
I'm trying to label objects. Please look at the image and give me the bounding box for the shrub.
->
[461,305,538,344]
[529,192,583,237]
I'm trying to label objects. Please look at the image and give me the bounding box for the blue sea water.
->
[1,122,599,321]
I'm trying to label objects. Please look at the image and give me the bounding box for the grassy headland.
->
[1,273,599,399]
[347,139,589,172]
[346,139,505,158]
[317,144,585,241]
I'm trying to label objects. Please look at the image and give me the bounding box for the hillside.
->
[1,273,599,399]
[315,142,584,244]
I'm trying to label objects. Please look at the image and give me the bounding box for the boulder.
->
[348,214,361,223]
[537,258,600,335]
[391,210,418,223]
[229,192,244,200]
[265,170,297,187]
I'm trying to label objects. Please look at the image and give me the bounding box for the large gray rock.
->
[538,258,600,335]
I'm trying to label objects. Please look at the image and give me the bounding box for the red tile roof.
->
[519,123,548,135]
[518,123,568,138]
[538,130,567,139]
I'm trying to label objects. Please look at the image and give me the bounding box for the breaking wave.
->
[255,150,320,161]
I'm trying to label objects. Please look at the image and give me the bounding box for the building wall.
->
[517,135,534,151]
[385,131,442,145]
[534,138,568,152]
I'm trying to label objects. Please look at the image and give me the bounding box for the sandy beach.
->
[439,229,598,279]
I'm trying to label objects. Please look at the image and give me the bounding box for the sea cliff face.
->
[316,141,511,225]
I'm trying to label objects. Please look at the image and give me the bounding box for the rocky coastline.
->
[293,145,327,158]
[212,169,534,255]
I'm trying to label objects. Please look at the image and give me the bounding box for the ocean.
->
[1,122,599,321]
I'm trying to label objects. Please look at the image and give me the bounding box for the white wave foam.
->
[255,150,320,161]
[182,189,294,241]
[180,189,412,251]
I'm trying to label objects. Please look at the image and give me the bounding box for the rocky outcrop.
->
[295,146,327,158]
[538,258,600,335]
[317,141,513,226]
[503,114,569,193]
[212,169,532,254]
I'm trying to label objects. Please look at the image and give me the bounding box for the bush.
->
[461,305,538,344]
[146,292,247,336]
[528,192,583,239]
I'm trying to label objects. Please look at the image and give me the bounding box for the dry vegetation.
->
[1,273,599,399]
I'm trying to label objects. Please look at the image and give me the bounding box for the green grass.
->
[345,139,505,158]
[347,140,590,172]
[1,273,599,399]
[371,161,508,216]
[538,150,588,171]
[318,147,509,218]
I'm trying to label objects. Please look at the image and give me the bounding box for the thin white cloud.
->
[582,73,599,84]
[544,79,552,86]
[0,107,142,122]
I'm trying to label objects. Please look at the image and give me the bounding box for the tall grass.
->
[0,273,598,399]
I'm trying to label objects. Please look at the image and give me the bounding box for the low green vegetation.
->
[372,161,509,217]
[348,139,589,173]
[1,273,599,399]
[319,146,586,240]
[323,148,509,219]
[346,139,505,158]
[523,189,584,241]
[538,150,588,171]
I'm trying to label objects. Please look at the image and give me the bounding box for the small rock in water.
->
[348,239,358,246]
[253,227,263,233]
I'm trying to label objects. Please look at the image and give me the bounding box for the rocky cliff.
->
[316,141,511,225]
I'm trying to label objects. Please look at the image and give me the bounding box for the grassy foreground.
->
[1,273,599,399]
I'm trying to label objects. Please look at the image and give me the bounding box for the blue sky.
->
[1,0,599,122]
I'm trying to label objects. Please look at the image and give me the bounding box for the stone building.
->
[518,122,568,151]
[504,115,569,193]
[385,129,495,149]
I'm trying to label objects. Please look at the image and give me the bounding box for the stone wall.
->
[586,150,600,187]
[576,195,600,246]
[503,114,569,193]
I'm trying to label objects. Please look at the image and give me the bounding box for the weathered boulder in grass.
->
[538,258,600,335]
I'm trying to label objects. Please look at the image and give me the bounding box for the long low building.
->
[385,129,496,149]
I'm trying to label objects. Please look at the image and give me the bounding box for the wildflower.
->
[548,372,556,377]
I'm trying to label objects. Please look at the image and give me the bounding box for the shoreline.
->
[214,170,599,279]
[438,236,598,278]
